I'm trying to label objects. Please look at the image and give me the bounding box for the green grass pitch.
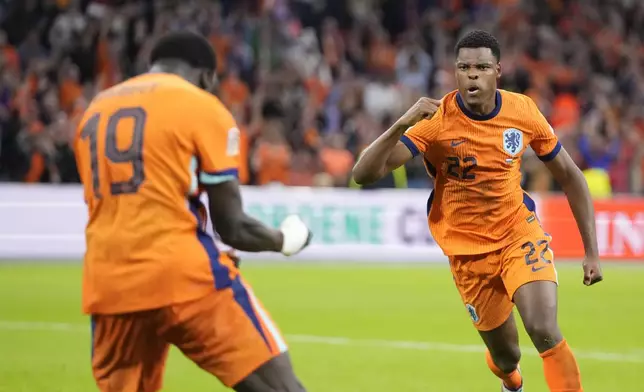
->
[0,262,642,392]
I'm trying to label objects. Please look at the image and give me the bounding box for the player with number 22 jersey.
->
[353,30,602,392]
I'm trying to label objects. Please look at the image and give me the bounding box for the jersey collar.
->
[456,90,502,121]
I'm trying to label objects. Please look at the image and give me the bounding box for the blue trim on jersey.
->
[400,135,420,157]
[456,90,502,121]
[189,199,232,289]
[423,158,437,177]
[90,316,96,360]
[426,190,435,216]
[231,276,270,348]
[522,192,536,213]
[537,141,562,162]
[202,168,239,178]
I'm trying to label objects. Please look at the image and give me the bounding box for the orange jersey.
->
[400,90,561,256]
[74,73,241,314]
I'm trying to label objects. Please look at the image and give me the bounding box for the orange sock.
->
[540,339,583,392]
[485,350,523,390]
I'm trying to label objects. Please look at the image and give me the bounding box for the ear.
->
[199,70,218,92]
[496,62,502,79]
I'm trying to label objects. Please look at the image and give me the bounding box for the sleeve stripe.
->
[537,141,562,162]
[199,168,239,185]
[400,135,420,158]
[202,168,239,177]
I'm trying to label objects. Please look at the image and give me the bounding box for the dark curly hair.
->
[455,30,501,62]
[149,30,216,71]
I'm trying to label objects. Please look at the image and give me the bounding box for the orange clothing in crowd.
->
[238,126,250,185]
[254,141,291,185]
[320,147,354,178]
[550,93,580,133]
[2,45,19,70]
[220,75,249,108]
[59,78,83,112]
[304,77,329,108]
[24,121,46,183]
[209,34,231,74]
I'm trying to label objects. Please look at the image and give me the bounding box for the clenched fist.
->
[396,97,442,129]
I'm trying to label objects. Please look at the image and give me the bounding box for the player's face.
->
[455,48,500,109]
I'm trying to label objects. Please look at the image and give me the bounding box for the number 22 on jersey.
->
[80,107,146,199]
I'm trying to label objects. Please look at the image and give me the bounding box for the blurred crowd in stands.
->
[0,0,643,196]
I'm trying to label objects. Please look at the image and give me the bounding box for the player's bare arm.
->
[205,180,311,255]
[352,97,440,184]
[544,148,603,286]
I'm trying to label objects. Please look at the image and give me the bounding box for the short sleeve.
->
[399,112,441,157]
[193,97,240,185]
[528,100,562,162]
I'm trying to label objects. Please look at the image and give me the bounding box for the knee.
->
[489,346,521,374]
[523,319,562,351]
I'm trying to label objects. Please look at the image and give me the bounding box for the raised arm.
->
[352,97,441,185]
[352,132,415,185]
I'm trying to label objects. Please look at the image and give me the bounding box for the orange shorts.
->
[449,230,558,332]
[90,276,287,392]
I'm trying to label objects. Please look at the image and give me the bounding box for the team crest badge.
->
[502,128,524,156]
[465,304,479,323]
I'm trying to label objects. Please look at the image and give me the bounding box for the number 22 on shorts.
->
[80,107,147,198]
[521,239,552,272]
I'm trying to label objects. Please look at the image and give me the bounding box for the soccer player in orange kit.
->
[353,30,603,392]
[74,31,310,392]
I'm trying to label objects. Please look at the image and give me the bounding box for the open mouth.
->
[467,86,480,94]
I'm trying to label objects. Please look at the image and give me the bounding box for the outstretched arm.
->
[205,180,283,252]
[193,97,310,256]
[205,180,312,255]
[543,148,602,285]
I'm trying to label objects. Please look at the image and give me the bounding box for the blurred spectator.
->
[319,133,354,187]
[363,73,402,123]
[252,117,291,186]
[220,67,250,111]
[396,34,432,94]
[0,0,642,195]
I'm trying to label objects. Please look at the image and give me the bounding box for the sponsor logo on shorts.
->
[532,265,547,272]
[465,304,479,323]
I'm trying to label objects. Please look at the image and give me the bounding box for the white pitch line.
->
[0,320,642,364]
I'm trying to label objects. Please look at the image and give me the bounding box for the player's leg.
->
[514,281,582,391]
[91,310,169,392]
[450,253,523,391]
[504,234,582,391]
[479,313,523,391]
[166,275,305,391]
[233,352,305,392]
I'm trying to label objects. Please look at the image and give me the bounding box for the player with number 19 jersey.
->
[75,73,240,315]
[400,89,561,331]
[75,72,292,390]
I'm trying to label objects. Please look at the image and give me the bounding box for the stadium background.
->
[0,0,643,391]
